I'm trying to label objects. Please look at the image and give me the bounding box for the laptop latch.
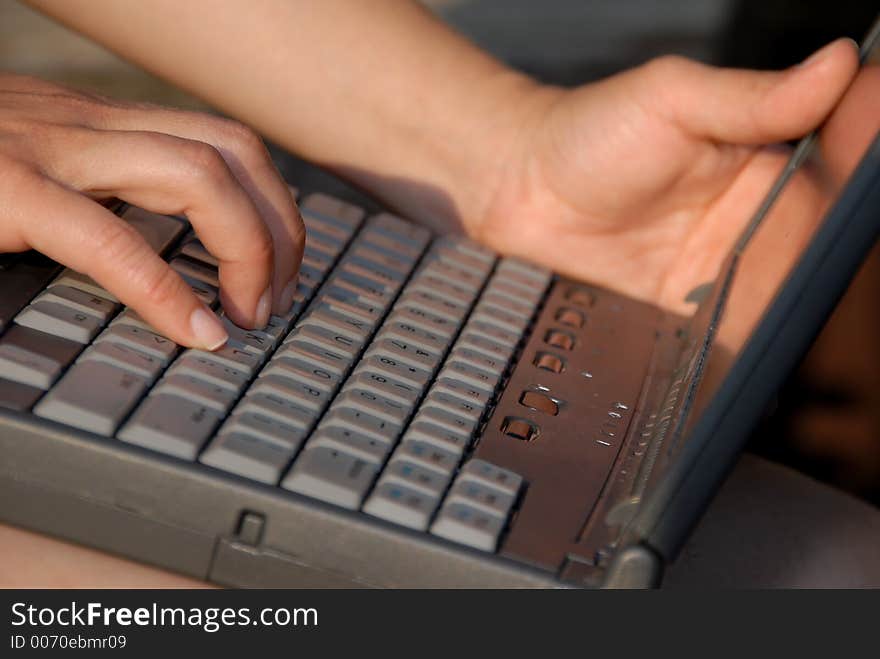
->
[601,544,663,589]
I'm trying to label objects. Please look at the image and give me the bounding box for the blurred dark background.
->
[1,0,878,503]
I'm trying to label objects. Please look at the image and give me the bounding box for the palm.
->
[478,46,858,313]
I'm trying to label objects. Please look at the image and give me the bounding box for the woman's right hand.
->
[0,73,305,349]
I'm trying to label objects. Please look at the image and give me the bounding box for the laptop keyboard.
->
[0,191,552,553]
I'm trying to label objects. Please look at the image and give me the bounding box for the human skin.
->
[0,1,860,586]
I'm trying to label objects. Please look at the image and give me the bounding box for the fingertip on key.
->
[256,286,272,329]
[190,304,228,351]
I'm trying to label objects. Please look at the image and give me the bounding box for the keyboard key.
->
[261,356,342,393]
[120,206,186,254]
[0,378,44,412]
[286,324,362,359]
[456,333,513,363]
[391,439,459,476]
[320,295,383,323]
[16,300,103,344]
[404,420,471,457]
[459,459,523,497]
[335,389,411,426]
[236,392,317,430]
[434,235,496,264]
[277,340,350,377]
[335,269,396,304]
[221,411,308,448]
[445,479,515,518]
[111,309,154,332]
[496,256,552,285]
[97,324,178,363]
[360,354,432,389]
[423,390,484,424]
[381,321,449,353]
[431,502,505,552]
[431,247,491,278]
[50,269,118,303]
[414,406,478,441]
[79,340,164,382]
[194,345,262,376]
[347,244,412,275]
[432,377,492,408]
[449,346,507,377]
[367,337,442,372]
[363,481,440,531]
[36,285,118,323]
[302,246,335,272]
[35,361,148,435]
[359,230,422,262]
[249,374,331,413]
[342,254,407,287]
[464,319,521,349]
[200,431,297,484]
[470,305,530,334]
[304,307,374,343]
[320,406,402,443]
[417,259,484,290]
[282,446,378,509]
[438,360,499,395]
[479,292,536,321]
[168,353,251,392]
[410,272,476,303]
[346,371,422,406]
[118,394,223,459]
[153,373,239,412]
[0,325,82,389]
[400,287,471,320]
[392,304,458,337]
[222,318,276,355]
[300,193,365,232]
[307,426,392,465]
[370,213,431,249]
[381,459,451,498]
[179,239,218,267]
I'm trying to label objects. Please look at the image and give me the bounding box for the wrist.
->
[335,64,563,241]
[447,72,564,240]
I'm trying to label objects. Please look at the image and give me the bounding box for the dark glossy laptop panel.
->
[625,23,880,559]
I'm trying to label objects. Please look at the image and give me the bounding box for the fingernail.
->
[279,279,298,314]
[798,38,852,68]
[255,286,272,329]
[190,305,228,351]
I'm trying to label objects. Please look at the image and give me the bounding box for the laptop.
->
[0,23,877,589]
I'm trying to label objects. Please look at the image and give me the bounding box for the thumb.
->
[652,38,860,145]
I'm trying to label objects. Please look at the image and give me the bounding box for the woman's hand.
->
[476,39,860,312]
[0,73,304,348]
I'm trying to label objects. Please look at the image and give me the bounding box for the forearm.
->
[27,0,548,232]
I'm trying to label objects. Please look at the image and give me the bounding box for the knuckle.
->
[0,157,44,200]
[180,140,229,187]
[217,118,266,156]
